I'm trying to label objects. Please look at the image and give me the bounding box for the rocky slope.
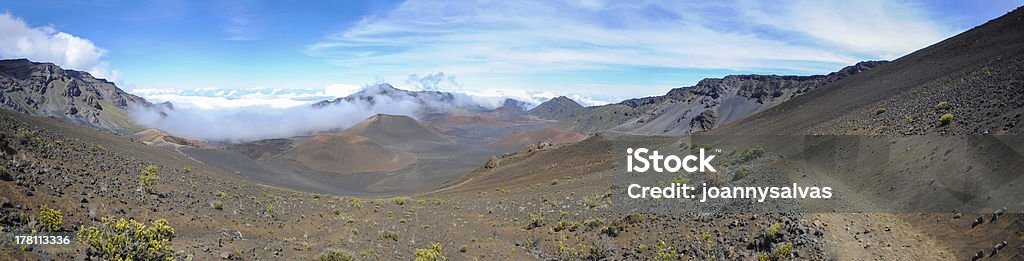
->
[710,6,1024,136]
[555,61,885,135]
[0,59,150,132]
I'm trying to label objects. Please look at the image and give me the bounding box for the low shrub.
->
[527,212,544,229]
[318,249,354,261]
[771,242,794,259]
[392,197,407,205]
[654,240,678,260]
[139,165,159,192]
[733,166,753,181]
[378,231,399,241]
[938,113,954,126]
[414,242,446,261]
[77,218,175,261]
[768,222,785,238]
[39,205,62,232]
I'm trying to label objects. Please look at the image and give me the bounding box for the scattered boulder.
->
[484,155,500,169]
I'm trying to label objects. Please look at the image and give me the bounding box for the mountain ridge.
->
[548,60,886,135]
[709,6,1024,136]
[0,58,151,132]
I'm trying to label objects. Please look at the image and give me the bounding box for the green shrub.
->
[582,219,604,231]
[696,144,715,151]
[768,222,785,238]
[723,146,766,166]
[740,146,765,162]
[414,242,446,261]
[378,231,399,241]
[623,213,645,224]
[654,240,678,260]
[936,101,950,110]
[527,212,544,229]
[670,175,689,184]
[771,242,794,259]
[734,166,753,180]
[77,218,174,261]
[181,166,192,174]
[212,201,224,210]
[88,144,104,152]
[552,221,569,232]
[347,198,364,209]
[938,113,953,126]
[392,197,407,205]
[39,205,62,232]
[601,221,622,237]
[875,107,886,114]
[16,128,37,145]
[757,252,770,261]
[318,249,354,261]
[459,245,468,253]
[139,165,158,192]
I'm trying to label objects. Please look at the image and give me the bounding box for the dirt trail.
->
[815,213,951,260]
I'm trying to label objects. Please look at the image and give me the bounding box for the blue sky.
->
[1,0,1020,105]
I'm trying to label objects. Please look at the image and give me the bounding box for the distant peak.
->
[545,96,582,106]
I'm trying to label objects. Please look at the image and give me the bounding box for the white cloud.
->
[0,12,122,83]
[132,88,333,109]
[741,0,958,60]
[131,93,424,142]
[304,0,961,98]
[304,1,873,75]
[323,83,363,97]
[127,81,618,141]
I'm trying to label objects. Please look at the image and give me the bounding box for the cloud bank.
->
[129,83,592,143]
[0,13,122,83]
[131,91,422,143]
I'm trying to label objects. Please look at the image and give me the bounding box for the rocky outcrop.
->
[0,59,150,132]
[558,61,887,135]
[689,109,717,131]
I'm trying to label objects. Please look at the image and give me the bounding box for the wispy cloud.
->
[220,3,263,41]
[0,12,122,83]
[740,0,958,60]
[304,0,961,94]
